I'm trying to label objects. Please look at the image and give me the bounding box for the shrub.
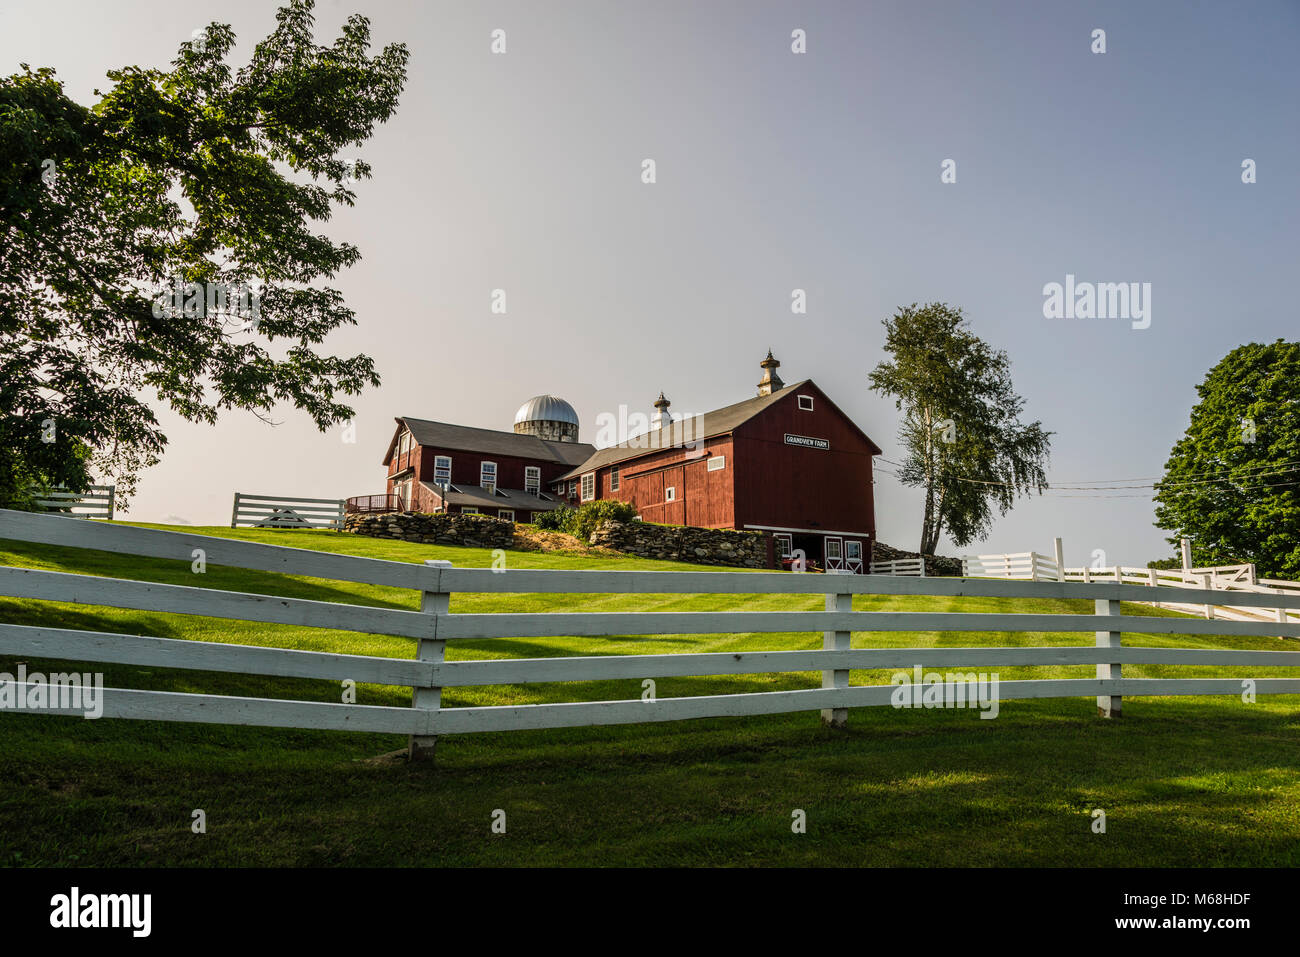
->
[534,501,637,540]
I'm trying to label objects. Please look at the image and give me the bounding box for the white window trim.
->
[798,394,814,411]
[434,455,452,489]
[462,507,479,515]
[524,466,541,495]
[707,455,726,471]
[480,460,497,492]
[665,486,676,502]
[580,472,595,502]
[611,467,620,491]
[774,533,793,558]
[846,541,862,560]
[498,509,515,522]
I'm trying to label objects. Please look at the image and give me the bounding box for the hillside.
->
[1,524,1298,867]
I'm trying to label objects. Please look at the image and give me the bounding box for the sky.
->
[3,0,1297,564]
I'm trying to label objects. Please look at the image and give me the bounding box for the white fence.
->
[962,551,1060,581]
[231,492,345,531]
[963,547,1300,627]
[2,508,1300,760]
[30,485,115,520]
[869,558,926,577]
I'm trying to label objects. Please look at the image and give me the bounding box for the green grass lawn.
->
[1,524,1298,867]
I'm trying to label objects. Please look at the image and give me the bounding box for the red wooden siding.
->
[594,438,736,528]
[730,384,876,537]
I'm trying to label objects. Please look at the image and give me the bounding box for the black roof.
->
[558,380,820,480]
[390,417,595,467]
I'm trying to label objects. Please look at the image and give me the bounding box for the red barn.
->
[376,403,594,522]
[361,353,882,571]
[554,353,882,571]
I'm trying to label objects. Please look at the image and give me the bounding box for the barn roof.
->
[386,417,595,467]
[557,379,881,481]
[419,482,568,512]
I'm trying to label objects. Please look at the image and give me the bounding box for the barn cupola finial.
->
[653,391,671,430]
[757,350,784,396]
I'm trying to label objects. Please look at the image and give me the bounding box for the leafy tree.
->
[869,302,1052,554]
[1153,340,1300,578]
[0,0,408,509]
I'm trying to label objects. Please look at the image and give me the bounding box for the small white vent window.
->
[665,486,676,502]
[798,395,814,411]
[581,473,595,502]
[707,456,725,471]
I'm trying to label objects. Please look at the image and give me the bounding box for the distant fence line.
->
[231,492,345,531]
[963,540,1300,627]
[27,485,115,520]
[2,508,1300,763]
[869,557,925,577]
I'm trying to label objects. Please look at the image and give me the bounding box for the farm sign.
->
[784,433,829,450]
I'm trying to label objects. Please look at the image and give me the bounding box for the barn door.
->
[824,536,844,571]
[844,539,864,574]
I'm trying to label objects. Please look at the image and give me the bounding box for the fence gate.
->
[230,493,345,531]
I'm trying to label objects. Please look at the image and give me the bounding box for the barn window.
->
[480,461,497,494]
[774,533,793,558]
[798,395,814,411]
[569,482,577,496]
[665,486,676,502]
[498,509,515,522]
[611,467,620,491]
[462,507,479,515]
[846,541,862,560]
[707,455,725,471]
[434,456,452,488]
[581,473,595,502]
[525,466,541,495]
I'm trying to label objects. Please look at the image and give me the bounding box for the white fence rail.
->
[964,544,1300,627]
[29,485,115,520]
[231,492,344,531]
[962,551,1060,581]
[3,508,1300,760]
[869,558,926,577]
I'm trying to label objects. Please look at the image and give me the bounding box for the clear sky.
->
[4,0,1297,564]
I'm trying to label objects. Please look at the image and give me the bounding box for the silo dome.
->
[513,395,580,442]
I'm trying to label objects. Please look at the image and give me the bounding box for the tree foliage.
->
[0,0,408,508]
[869,303,1052,554]
[1153,340,1300,578]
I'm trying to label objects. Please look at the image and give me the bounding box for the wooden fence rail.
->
[2,508,1300,761]
[231,492,345,531]
[29,484,115,520]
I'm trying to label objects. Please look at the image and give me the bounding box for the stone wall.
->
[344,511,514,549]
[589,520,769,568]
[870,540,962,577]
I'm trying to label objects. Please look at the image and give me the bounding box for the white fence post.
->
[410,559,453,761]
[1202,573,1215,620]
[1096,598,1122,718]
[1030,553,1039,582]
[1054,537,1065,582]
[231,492,241,529]
[821,573,852,728]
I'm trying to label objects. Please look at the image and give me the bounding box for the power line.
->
[877,456,1300,492]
